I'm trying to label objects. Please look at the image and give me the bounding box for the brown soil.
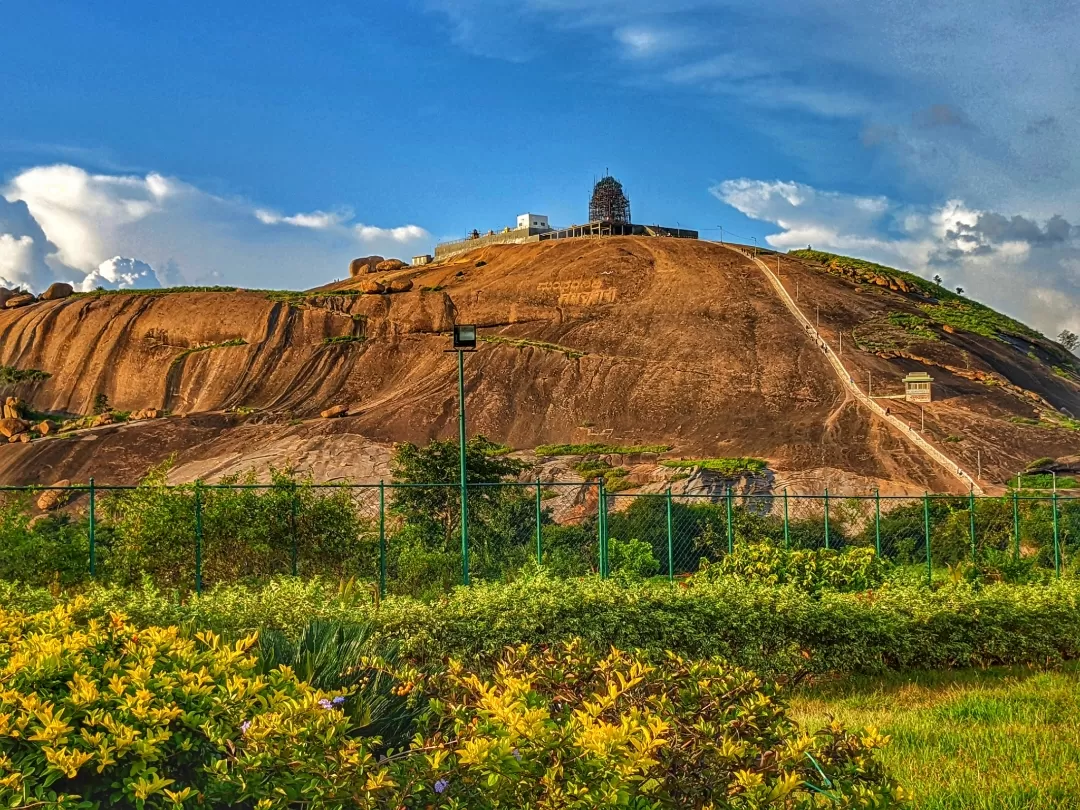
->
[0,237,1076,490]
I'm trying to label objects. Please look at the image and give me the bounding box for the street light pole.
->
[457,349,469,584]
[451,324,478,585]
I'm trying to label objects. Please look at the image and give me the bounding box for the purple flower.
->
[332,696,346,706]
[434,778,449,794]
[512,748,522,762]
[240,720,251,735]
[318,699,333,710]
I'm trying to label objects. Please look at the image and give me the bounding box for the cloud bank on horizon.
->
[0,164,430,293]
[713,179,1080,337]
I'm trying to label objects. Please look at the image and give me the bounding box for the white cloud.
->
[73,256,161,293]
[354,224,429,243]
[0,164,432,291]
[713,177,1080,337]
[254,208,352,229]
[0,234,36,290]
[4,164,179,271]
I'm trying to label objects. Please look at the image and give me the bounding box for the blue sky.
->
[2,0,1079,335]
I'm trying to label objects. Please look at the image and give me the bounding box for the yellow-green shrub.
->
[421,641,906,808]
[0,604,905,808]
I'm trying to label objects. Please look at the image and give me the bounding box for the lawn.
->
[790,663,1080,809]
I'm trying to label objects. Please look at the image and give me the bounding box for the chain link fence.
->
[0,481,1074,595]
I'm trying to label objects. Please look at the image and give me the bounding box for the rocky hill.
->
[0,238,1077,492]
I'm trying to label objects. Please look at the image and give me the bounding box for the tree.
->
[955,286,965,295]
[1059,329,1079,353]
[933,274,942,286]
[92,393,110,415]
[390,437,525,547]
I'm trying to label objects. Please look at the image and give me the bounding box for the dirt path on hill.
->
[719,243,983,494]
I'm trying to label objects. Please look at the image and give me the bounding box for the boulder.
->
[388,279,414,293]
[3,397,21,419]
[37,479,71,512]
[18,433,30,444]
[942,324,956,334]
[375,259,407,272]
[133,408,162,420]
[36,420,52,436]
[320,405,349,419]
[40,282,74,301]
[91,413,114,428]
[0,418,29,438]
[4,293,35,309]
[0,288,13,308]
[349,255,385,277]
[360,279,386,295]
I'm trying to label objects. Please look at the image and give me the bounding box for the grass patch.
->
[790,664,1080,809]
[0,366,50,385]
[1010,414,1080,432]
[790,249,1045,344]
[419,285,445,292]
[263,290,363,304]
[660,457,767,475]
[572,460,633,491]
[1010,473,1080,490]
[887,311,937,340]
[480,335,587,359]
[71,285,240,298]
[320,335,366,346]
[534,443,671,457]
[170,337,248,368]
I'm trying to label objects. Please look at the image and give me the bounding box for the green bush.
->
[0,494,89,588]
[699,543,886,593]
[607,537,659,582]
[14,573,1079,677]
[101,464,374,587]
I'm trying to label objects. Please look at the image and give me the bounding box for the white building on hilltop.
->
[517,213,550,231]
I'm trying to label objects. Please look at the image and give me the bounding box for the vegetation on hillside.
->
[789,249,1066,350]
[0,365,50,385]
[72,285,240,298]
[660,457,767,475]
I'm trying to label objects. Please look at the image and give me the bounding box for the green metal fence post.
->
[823,487,831,550]
[289,483,299,577]
[873,489,881,558]
[535,478,543,566]
[968,489,977,564]
[923,492,932,587]
[666,487,674,582]
[598,480,608,577]
[725,486,734,555]
[1053,492,1061,577]
[88,478,96,578]
[194,482,204,595]
[782,488,790,550]
[378,481,387,599]
[1013,491,1020,562]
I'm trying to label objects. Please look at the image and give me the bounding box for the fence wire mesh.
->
[0,482,1073,595]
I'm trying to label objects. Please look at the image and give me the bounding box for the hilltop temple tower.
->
[589,175,631,224]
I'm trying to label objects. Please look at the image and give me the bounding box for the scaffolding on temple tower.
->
[589,175,631,224]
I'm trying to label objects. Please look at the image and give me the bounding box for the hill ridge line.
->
[719,243,984,495]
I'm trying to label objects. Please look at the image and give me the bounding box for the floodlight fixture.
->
[453,324,477,350]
